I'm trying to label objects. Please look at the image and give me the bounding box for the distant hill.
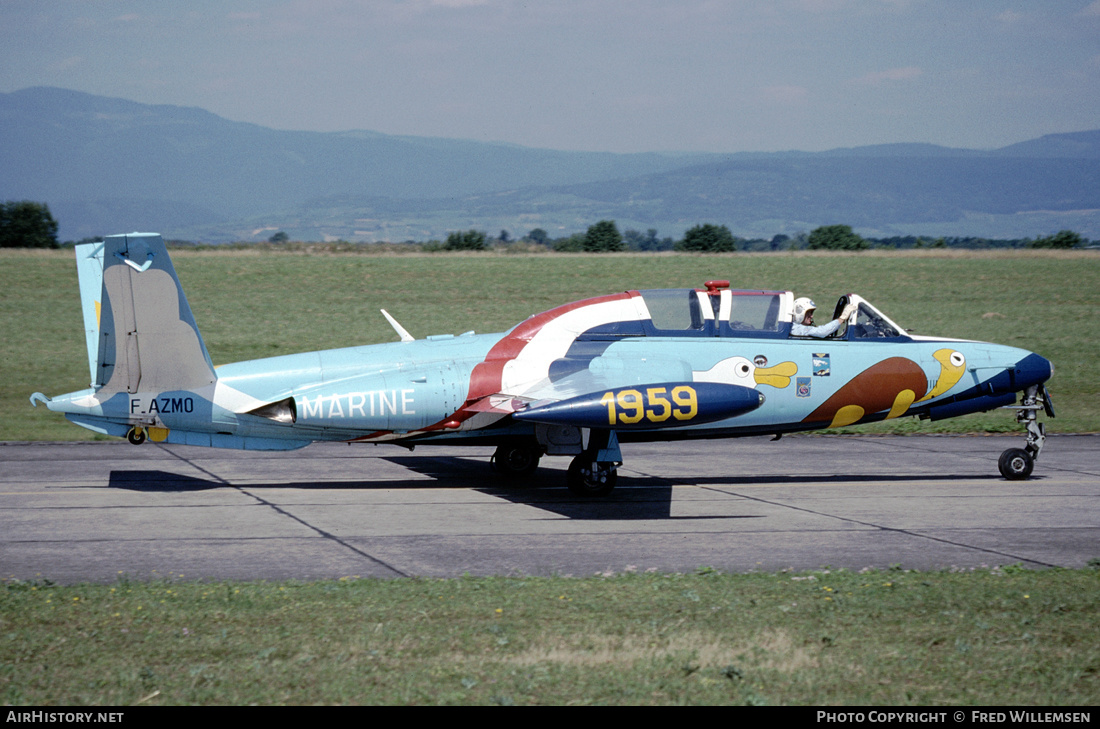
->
[2,87,1098,241]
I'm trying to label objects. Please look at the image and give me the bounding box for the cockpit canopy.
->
[633,286,908,341]
[636,287,790,338]
[568,283,909,342]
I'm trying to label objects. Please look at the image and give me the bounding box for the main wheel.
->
[566,456,618,497]
[491,445,541,478]
[998,448,1034,480]
[126,427,147,446]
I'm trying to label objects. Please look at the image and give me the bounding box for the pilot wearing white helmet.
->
[791,297,856,338]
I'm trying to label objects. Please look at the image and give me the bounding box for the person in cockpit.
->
[791,297,856,338]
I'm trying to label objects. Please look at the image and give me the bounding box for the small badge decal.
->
[796,377,811,398]
[812,353,831,377]
[754,355,768,367]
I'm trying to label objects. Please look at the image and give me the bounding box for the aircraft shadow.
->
[106,467,687,519]
[106,455,1006,521]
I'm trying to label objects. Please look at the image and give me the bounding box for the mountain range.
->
[2,86,1098,242]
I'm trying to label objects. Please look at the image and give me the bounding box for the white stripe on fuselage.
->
[500,297,649,395]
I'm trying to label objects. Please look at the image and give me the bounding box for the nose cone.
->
[1014,352,1053,390]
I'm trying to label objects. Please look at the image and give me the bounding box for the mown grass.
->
[6,248,1099,440]
[2,568,1097,706]
[6,248,1099,706]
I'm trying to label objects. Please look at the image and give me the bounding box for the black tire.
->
[127,427,146,446]
[566,455,617,496]
[491,445,541,478]
[998,448,1034,480]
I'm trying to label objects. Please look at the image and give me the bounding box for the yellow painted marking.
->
[830,405,865,428]
[148,427,170,442]
[754,361,797,388]
[887,389,916,419]
[917,349,966,402]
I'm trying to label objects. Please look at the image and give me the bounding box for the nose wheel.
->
[998,385,1053,480]
[998,448,1034,480]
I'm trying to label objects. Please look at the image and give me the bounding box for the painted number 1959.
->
[599,386,698,425]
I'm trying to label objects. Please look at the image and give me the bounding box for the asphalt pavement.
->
[1,434,1097,583]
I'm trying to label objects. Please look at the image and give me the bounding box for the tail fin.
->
[77,233,216,394]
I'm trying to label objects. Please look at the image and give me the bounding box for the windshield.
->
[850,302,900,338]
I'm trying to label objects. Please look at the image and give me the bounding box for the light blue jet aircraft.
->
[32,233,1055,495]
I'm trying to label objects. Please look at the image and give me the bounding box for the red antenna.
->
[704,280,730,295]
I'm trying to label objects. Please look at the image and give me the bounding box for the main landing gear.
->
[490,444,541,477]
[490,430,622,497]
[126,426,147,445]
[566,455,618,497]
[998,384,1055,480]
[565,430,621,497]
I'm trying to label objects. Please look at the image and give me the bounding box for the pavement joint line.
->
[700,485,1060,569]
[154,444,411,578]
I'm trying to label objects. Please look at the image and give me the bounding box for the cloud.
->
[760,85,809,105]
[1081,1,1100,16]
[852,66,922,86]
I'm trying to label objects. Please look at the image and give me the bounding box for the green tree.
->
[677,223,738,252]
[622,228,646,250]
[526,228,549,246]
[1029,230,1083,249]
[0,201,59,248]
[806,224,868,251]
[268,231,289,243]
[583,220,624,252]
[444,229,487,251]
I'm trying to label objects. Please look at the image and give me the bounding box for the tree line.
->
[1,199,1092,251]
[427,221,1090,252]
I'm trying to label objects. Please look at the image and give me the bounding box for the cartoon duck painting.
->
[693,356,799,390]
[802,348,967,428]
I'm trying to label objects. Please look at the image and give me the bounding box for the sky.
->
[2,0,1099,154]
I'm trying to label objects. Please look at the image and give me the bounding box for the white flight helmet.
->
[793,297,817,322]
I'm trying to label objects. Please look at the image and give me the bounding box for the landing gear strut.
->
[998,385,1054,480]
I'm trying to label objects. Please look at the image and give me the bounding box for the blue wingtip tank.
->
[33,237,1054,494]
[513,382,764,429]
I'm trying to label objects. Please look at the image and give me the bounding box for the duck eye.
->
[950,352,965,367]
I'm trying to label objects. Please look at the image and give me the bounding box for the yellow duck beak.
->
[754,361,798,388]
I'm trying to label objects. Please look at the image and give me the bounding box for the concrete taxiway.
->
[1,435,1097,583]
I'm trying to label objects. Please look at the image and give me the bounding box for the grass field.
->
[3,568,1098,706]
[6,248,1098,440]
[5,248,1099,706]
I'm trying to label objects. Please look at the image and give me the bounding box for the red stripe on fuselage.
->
[381,291,637,437]
[464,291,635,405]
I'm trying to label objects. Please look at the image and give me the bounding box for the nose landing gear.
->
[999,385,1054,480]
